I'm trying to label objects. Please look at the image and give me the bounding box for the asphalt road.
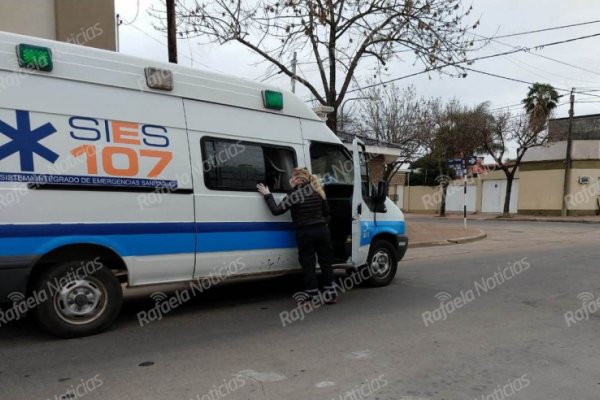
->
[2,219,600,400]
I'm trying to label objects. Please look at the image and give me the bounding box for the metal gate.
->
[482,179,519,213]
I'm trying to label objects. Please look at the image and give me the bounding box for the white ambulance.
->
[0,32,407,337]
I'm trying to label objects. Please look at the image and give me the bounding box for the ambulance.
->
[0,32,407,337]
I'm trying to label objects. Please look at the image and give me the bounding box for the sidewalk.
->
[407,221,486,248]
[407,212,600,224]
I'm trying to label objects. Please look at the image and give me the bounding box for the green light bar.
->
[16,44,53,72]
[262,90,283,110]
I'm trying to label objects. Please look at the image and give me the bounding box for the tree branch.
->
[236,36,326,104]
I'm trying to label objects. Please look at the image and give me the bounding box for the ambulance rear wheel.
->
[33,259,123,338]
[364,240,398,287]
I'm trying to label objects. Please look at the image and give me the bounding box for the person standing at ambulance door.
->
[257,168,337,304]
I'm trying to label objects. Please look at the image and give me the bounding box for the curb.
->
[489,217,600,224]
[448,231,487,244]
[410,230,487,248]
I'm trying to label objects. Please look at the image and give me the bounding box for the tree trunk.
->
[503,174,514,216]
[438,164,448,216]
[326,109,338,134]
[440,182,448,217]
[383,162,399,182]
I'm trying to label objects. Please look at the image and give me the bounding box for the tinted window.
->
[202,138,296,192]
[264,146,296,191]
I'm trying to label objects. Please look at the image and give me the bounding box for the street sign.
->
[445,156,473,231]
[448,156,477,170]
[446,158,466,172]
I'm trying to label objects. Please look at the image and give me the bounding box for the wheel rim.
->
[53,277,107,325]
[370,250,391,278]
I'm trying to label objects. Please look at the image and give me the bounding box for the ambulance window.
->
[359,147,371,198]
[202,138,296,192]
[203,139,265,190]
[310,143,353,185]
[263,147,296,192]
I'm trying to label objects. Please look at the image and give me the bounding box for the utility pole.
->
[166,0,178,64]
[291,52,297,93]
[561,88,575,216]
[463,162,467,229]
[406,170,410,213]
[115,14,121,52]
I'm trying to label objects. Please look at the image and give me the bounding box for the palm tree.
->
[522,83,560,133]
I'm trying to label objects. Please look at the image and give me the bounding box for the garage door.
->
[482,179,519,213]
[395,185,404,209]
[446,184,476,212]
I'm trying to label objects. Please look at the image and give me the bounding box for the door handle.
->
[356,204,362,215]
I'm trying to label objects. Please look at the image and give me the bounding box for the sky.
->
[115,0,600,120]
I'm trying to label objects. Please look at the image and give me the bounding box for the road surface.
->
[1,219,600,400]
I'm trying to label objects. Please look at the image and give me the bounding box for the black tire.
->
[364,240,398,287]
[32,259,123,338]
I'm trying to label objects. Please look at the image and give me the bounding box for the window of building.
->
[202,138,296,192]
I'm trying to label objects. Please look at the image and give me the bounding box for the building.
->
[400,113,600,216]
[519,145,599,216]
[400,166,519,214]
[0,0,116,51]
[338,132,407,203]
[548,113,600,141]
[518,113,600,215]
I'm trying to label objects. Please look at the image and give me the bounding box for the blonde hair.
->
[292,168,326,199]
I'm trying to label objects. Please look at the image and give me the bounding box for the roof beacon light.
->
[262,90,284,110]
[145,67,174,91]
[16,44,53,72]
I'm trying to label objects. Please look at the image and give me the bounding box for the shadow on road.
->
[0,271,399,342]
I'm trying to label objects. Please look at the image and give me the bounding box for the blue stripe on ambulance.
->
[0,220,405,257]
[0,222,196,257]
[360,221,406,246]
[196,222,296,252]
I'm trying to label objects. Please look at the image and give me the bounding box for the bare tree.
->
[152,0,480,132]
[349,84,431,181]
[472,106,548,216]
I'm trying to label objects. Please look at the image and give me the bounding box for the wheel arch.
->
[370,231,400,256]
[27,243,129,294]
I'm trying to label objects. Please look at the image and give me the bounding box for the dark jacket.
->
[263,183,330,228]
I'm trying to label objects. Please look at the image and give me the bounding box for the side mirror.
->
[375,180,388,204]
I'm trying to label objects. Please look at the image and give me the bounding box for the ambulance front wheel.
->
[33,259,123,338]
[364,240,398,287]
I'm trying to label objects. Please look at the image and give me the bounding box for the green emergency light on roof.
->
[262,90,283,110]
[16,44,53,72]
